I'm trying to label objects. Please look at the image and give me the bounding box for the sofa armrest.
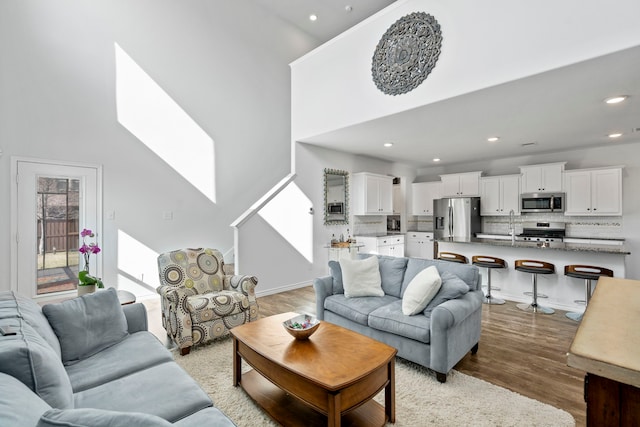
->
[429,290,483,375]
[431,290,483,330]
[313,276,333,321]
[156,285,197,350]
[122,303,148,334]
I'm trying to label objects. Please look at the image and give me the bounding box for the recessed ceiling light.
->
[605,96,628,104]
[345,5,353,13]
[383,142,393,147]
[608,132,623,138]
[309,14,318,21]
[433,158,440,162]
[487,137,499,142]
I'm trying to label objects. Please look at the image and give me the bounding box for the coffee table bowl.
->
[282,314,320,340]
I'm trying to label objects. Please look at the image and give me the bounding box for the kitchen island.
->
[436,237,630,312]
[567,277,640,425]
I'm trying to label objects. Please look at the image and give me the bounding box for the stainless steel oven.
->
[520,192,565,213]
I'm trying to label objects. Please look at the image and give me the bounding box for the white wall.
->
[0,1,317,294]
[291,0,640,141]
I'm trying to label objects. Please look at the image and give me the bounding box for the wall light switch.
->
[106,210,115,220]
[162,211,173,220]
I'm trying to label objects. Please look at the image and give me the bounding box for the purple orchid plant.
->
[78,228,104,288]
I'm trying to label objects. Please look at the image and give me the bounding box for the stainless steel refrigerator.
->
[433,197,481,240]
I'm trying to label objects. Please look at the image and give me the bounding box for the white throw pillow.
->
[340,256,384,298]
[402,266,442,315]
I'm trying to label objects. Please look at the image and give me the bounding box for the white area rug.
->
[173,337,574,426]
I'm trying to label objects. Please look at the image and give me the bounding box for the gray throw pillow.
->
[328,260,344,294]
[422,272,470,317]
[43,288,129,364]
[37,408,173,427]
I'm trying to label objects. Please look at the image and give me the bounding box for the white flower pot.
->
[77,284,96,296]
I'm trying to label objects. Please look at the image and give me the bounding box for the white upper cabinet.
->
[412,181,442,215]
[352,173,393,215]
[440,172,482,197]
[392,184,402,214]
[519,162,565,193]
[480,175,521,216]
[564,167,622,216]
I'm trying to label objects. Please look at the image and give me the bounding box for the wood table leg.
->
[386,358,396,423]
[327,391,341,427]
[232,337,240,386]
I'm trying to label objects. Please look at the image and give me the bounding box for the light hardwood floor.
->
[143,285,586,426]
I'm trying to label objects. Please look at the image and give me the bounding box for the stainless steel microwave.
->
[520,192,565,213]
[327,202,344,215]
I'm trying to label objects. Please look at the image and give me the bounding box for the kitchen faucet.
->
[509,209,516,245]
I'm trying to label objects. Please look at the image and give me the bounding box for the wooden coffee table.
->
[231,312,396,427]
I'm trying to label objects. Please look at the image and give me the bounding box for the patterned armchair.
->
[156,248,258,355]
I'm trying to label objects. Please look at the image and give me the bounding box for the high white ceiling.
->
[255,1,640,168]
[251,0,396,45]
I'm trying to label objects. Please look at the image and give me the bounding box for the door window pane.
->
[36,177,80,295]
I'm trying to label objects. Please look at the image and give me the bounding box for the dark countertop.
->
[436,237,631,255]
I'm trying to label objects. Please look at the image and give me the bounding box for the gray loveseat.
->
[314,255,483,383]
[0,288,235,427]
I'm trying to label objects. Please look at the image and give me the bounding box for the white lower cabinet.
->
[355,235,405,257]
[405,232,434,259]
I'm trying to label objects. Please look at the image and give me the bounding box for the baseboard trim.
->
[255,281,312,297]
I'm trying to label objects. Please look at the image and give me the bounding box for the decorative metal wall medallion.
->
[371,12,442,96]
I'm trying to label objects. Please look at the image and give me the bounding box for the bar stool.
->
[515,260,555,314]
[437,252,468,264]
[472,256,506,305]
[564,265,613,321]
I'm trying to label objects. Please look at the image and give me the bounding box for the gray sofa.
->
[314,255,483,383]
[0,288,235,427]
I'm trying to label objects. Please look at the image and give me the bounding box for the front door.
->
[13,159,101,300]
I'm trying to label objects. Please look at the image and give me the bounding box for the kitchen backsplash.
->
[482,213,624,239]
[348,213,622,239]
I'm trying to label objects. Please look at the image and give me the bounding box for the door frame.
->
[10,156,103,300]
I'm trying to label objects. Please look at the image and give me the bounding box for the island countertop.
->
[435,237,630,255]
[567,277,640,388]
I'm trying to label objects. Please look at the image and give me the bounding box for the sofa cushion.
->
[43,288,129,365]
[0,291,62,357]
[340,256,384,298]
[324,294,399,326]
[73,361,213,423]
[37,408,173,427]
[402,258,480,295]
[65,331,174,392]
[369,300,431,343]
[359,255,408,297]
[423,272,470,316]
[187,290,249,323]
[0,318,74,409]
[402,266,442,315]
[0,372,52,427]
[173,407,236,427]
